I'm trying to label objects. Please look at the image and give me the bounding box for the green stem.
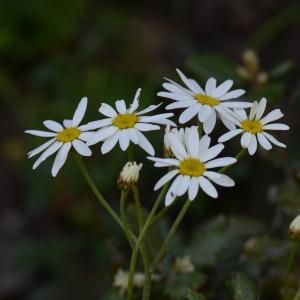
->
[127,247,138,300]
[219,148,246,173]
[132,186,151,300]
[293,286,300,300]
[150,197,178,225]
[150,200,191,271]
[120,190,135,249]
[75,155,125,229]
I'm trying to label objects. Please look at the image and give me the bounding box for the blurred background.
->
[1,0,300,299]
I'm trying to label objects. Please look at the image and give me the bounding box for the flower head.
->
[289,215,300,242]
[85,88,175,155]
[148,126,236,206]
[117,161,143,189]
[25,97,93,177]
[218,97,289,155]
[158,69,250,134]
[164,126,184,157]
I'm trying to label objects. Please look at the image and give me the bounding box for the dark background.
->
[1,0,300,299]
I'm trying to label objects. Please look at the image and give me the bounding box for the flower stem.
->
[293,286,300,300]
[282,241,297,296]
[127,247,138,300]
[120,190,135,249]
[219,148,246,173]
[150,200,191,271]
[75,155,136,241]
[132,186,151,300]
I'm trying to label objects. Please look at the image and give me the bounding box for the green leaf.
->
[227,272,260,300]
[270,61,294,78]
[186,289,207,300]
[165,272,206,300]
[186,53,241,83]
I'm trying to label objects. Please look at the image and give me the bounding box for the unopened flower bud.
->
[117,161,142,190]
[289,215,300,241]
[164,126,184,158]
[173,256,195,274]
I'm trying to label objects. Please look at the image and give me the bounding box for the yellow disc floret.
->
[241,119,263,134]
[179,158,206,177]
[194,94,220,106]
[112,113,139,129]
[56,127,81,143]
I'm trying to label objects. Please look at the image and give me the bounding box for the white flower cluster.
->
[26,69,289,205]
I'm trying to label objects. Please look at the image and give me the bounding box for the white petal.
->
[135,123,160,131]
[115,100,127,114]
[255,97,267,120]
[136,131,155,155]
[205,78,217,95]
[157,92,193,102]
[188,79,205,94]
[59,142,72,159]
[63,119,73,128]
[262,132,286,148]
[166,100,196,110]
[25,130,56,137]
[248,135,258,155]
[51,145,71,177]
[164,77,194,95]
[32,141,63,170]
[263,123,290,131]
[137,103,162,115]
[221,101,252,108]
[119,131,130,151]
[162,82,192,95]
[154,169,179,191]
[176,69,198,93]
[176,175,190,196]
[99,103,117,117]
[72,97,87,126]
[249,101,258,120]
[148,157,180,167]
[260,109,283,125]
[87,126,118,146]
[79,132,96,142]
[198,105,212,123]
[179,105,199,123]
[218,129,243,143]
[204,172,234,187]
[165,176,180,206]
[188,177,199,200]
[169,134,188,159]
[203,109,216,134]
[257,133,272,150]
[101,131,121,154]
[128,88,141,113]
[234,108,248,120]
[211,80,233,98]
[198,135,211,155]
[43,120,63,132]
[139,113,173,123]
[205,157,237,169]
[241,132,252,148]
[219,113,237,130]
[127,128,139,144]
[219,89,245,100]
[72,139,92,156]
[79,119,112,131]
[199,144,224,162]
[198,176,218,198]
[28,138,56,158]
[187,126,199,157]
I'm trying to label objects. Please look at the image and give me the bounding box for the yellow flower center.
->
[241,119,263,134]
[179,158,206,177]
[112,113,139,129]
[194,94,220,106]
[56,127,81,143]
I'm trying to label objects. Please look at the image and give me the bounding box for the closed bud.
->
[173,256,195,274]
[289,215,300,241]
[117,161,142,190]
[164,126,184,158]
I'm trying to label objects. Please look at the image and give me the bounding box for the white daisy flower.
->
[218,97,290,155]
[85,88,175,156]
[25,97,93,177]
[148,126,236,206]
[157,69,251,134]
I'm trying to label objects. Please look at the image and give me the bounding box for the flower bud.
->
[164,126,184,158]
[173,256,195,274]
[117,161,142,190]
[289,215,300,241]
